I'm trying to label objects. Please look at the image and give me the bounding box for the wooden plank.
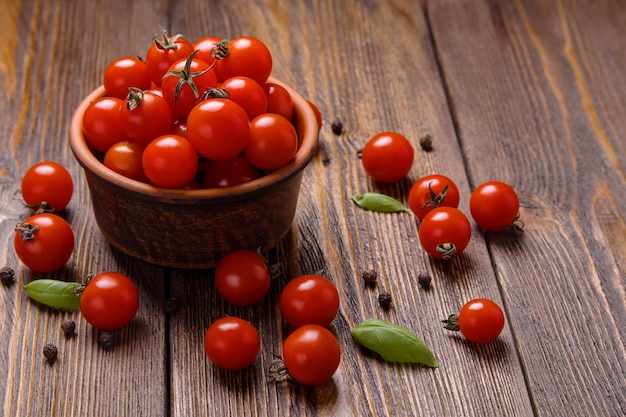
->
[169,1,534,416]
[0,1,169,416]
[428,0,626,415]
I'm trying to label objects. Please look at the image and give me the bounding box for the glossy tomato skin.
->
[79,272,139,330]
[361,132,414,183]
[279,275,340,328]
[264,82,293,121]
[187,98,250,161]
[408,174,460,220]
[470,181,520,231]
[142,134,198,188]
[214,249,271,306]
[216,36,273,85]
[103,141,149,183]
[119,90,173,144]
[458,298,505,343]
[220,76,268,119]
[145,32,195,86]
[204,317,260,370]
[103,56,151,99]
[161,57,218,117]
[201,156,261,188]
[14,213,74,273]
[244,113,298,171]
[418,207,471,260]
[82,97,127,153]
[192,36,221,72]
[282,324,340,386]
[21,161,74,212]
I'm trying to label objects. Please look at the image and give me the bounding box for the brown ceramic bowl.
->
[69,77,319,269]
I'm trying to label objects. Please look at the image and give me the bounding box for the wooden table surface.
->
[1,0,625,416]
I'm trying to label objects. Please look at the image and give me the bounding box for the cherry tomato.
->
[103,141,149,183]
[204,317,260,370]
[220,76,267,119]
[214,249,271,306]
[142,134,198,188]
[244,113,298,171]
[145,31,195,86]
[360,132,414,183]
[103,56,151,99]
[119,89,173,144]
[282,324,340,386]
[14,213,74,273]
[470,181,520,231]
[279,275,340,328]
[187,98,250,161]
[21,161,74,212]
[418,207,471,260]
[82,96,127,153]
[264,82,293,120]
[408,174,460,220]
[161,53,218,117]
[192,36,221,73]
[215,36,273,85]
[79,271,139,330]
[444,298,505,344]
[202,156,261,188]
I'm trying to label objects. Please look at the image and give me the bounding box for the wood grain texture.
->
[0,0,624,416]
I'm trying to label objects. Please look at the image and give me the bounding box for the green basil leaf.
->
[23,279,83,310]
[351,193,410,213]
[351,318,438,368]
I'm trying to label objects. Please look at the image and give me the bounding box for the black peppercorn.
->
[419,135,433,151]
[61,320,76,337]
[0,267,15,286]
[43,343,58,363]
[378,292,392,310]
[418,272,432,290]
[98,331,115,349]
[362,269,377,288]
[331,118,343,135]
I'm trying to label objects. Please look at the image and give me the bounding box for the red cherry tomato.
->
[103,56,151,99]
[103,141,149,183]
[220,76,268,119]
[214,249,271,306]
[201,156,261,188]
[264,82,293,120]
[192,36,222,72]
[279,275,340,328]
[418,207,471,260]
[408,174,460,220]
[14,213,74,273]
[119,89,173,144]
[82,96,127,153]
[21,161,74,212]
[204,317,260,370]
[470,181,520,231]
[360,132,414,183]
[187,98,250,161]
[79,271,139,330]
[215,36,273,85]
[244,113,298,170]
[444,298,505,344]
[282,324,340,386]
[142,134,198,188]
[145,31,195,86]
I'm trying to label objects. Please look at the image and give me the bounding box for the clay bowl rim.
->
[69,76,319,201]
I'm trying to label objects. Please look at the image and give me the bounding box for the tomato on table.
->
[443,298,505,343]
[14,213,74,273]
[418,207,471,260]
[79,271,139,330]
[21,161,74,212]
[279,274,340,328]
[470,181,520,231]
[214,249,271,306]
[282,324,340,386]
[360,132,414,183]
[408,174,460,220]
[204,317,260,370]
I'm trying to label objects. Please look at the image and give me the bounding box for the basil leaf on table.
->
[351,193,410,213]
[352,318,438,368]
[23,279,83,310]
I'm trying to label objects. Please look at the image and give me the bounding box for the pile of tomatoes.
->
[84,32,315,189]
[204,249,341,385]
